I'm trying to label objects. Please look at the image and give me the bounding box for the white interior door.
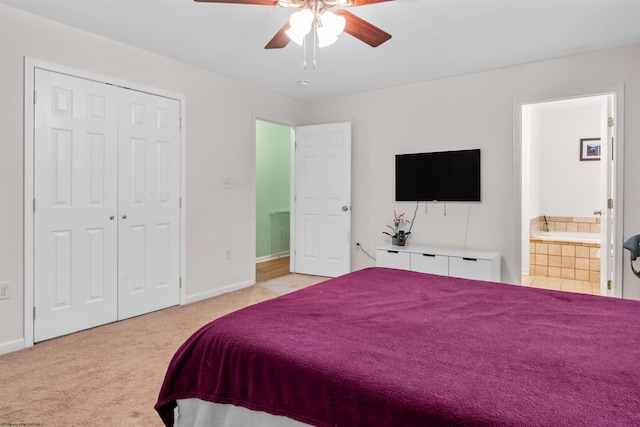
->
[34,69,118,342]
[294,122,351,277]
[117,88,181,319]
[600,95,614,296]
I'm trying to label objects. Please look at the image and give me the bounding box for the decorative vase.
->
[397,230,407,246]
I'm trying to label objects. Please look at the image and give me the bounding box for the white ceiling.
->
[3,0,640,101]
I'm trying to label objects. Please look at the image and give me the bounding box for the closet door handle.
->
[109,216,115,220]
[122,215,127,219]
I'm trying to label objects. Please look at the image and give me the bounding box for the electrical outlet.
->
[225,248,232,260]
[223,178,232,189]
[0,282,10,300]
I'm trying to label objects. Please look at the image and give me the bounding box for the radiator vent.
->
[270,211,290,256]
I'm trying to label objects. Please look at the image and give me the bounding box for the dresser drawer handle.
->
[387,250,399,254]
[463,257,477,261]
[423,254,436,257]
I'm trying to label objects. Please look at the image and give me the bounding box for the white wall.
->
[0,5,306,352]
[305,44,640,296]
[531,102,603,218]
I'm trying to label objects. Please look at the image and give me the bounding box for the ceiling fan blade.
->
[265,22,292,49]
[349,0,393,5]
[335,10,391,47]
[194,0,277,4]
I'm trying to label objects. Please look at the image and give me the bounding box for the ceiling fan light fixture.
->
[317,31,339,48]
[317,11,346,47]
[285,9,314,45]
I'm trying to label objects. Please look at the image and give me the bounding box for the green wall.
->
[256,120,291,258]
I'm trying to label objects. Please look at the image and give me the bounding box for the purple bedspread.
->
[156,267,640,426]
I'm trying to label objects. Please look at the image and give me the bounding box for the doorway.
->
[517,89,623,297]
[255,120,293,282]
[254,120,353,282]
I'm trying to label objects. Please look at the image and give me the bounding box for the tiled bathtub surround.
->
[529,216,600,282]
[530,216,600,234]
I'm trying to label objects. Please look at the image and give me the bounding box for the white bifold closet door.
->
[33,69,180,342]
[117,86,181,320]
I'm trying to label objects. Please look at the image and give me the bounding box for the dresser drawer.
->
[376,249,411,270]
[448,256,494,281]
[410,252,448,276]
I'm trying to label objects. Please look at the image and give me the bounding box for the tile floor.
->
[522,274,601,296]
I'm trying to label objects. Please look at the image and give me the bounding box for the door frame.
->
[251,117,353,281]
[23,58,187,347]
[513,84,624,297]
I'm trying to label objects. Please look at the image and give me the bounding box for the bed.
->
[156,267,640,426]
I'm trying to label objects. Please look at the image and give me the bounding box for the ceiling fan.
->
[194,0,393,49]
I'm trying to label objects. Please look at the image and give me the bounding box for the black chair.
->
[623,234,640,279]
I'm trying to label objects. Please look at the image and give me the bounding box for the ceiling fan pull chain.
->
[313,17,318,68]
[302,36,307,69]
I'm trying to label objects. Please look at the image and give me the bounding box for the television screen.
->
[395,149,481,202]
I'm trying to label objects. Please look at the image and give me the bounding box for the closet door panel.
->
[33,69,118,342]
[118,88,181,320]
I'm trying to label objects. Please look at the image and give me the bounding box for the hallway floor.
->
[522,274,600,296]
[256,256,290,283]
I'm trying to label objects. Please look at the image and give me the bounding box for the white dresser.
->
[376,245,501,282]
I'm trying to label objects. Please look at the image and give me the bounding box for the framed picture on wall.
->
[580,138,601,161]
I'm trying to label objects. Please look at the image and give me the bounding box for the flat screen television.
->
[395,149,481,202]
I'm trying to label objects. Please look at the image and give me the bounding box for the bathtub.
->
[528,216,601,281]
[532,231,600,244]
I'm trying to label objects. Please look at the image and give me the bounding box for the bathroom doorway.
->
[518,89,622,297]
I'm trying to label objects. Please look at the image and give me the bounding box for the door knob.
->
[594,210,602,216]
[342,206,349,212]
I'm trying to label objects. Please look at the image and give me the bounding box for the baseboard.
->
[185,280,255,305]
[256,252,290,264]
[0,338,25,355]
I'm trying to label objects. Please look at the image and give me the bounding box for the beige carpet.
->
[258,273,328,295]
[0,274,326,427]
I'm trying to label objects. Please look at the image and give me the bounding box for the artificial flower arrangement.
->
[383,210,412,246]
